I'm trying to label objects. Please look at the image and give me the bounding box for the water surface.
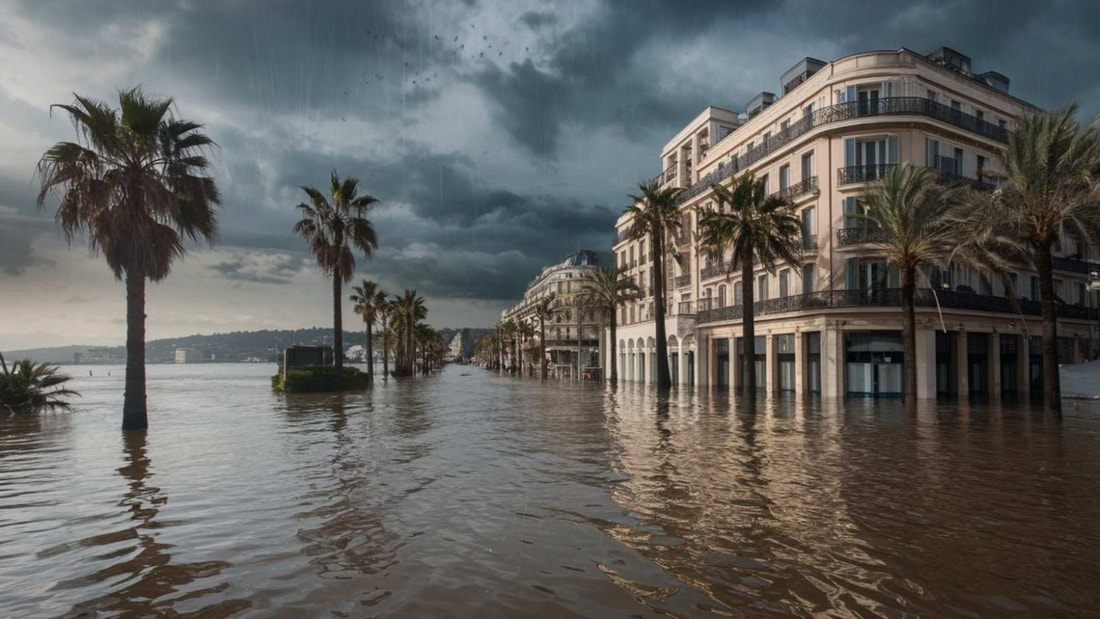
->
[2,363,1098,617]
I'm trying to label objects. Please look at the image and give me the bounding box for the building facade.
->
[501,250,605,377]
[611,47,1100,398]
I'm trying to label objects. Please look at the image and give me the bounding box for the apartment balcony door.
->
[857,88,880,116]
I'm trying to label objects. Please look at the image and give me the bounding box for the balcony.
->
[938,170,995,191]
[677,301,695,315]
[775,175,819,201]
[696,288,1100,325]
[700,261,735,281]
[1052,256,1100,275]
[802,233,818,251]
[838,163,898,186]
[674,274,692,288]
[674,96,1009,207]
[837,226,891,246]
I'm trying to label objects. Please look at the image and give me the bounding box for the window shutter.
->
[846,258,860,291]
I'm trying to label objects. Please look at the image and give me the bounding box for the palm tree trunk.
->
[382,325,389,379]
[741,247,756,399]
[366,321,374,383]
[1035,244,1062,417]
[333,277,344,385]
[652,229,672,391]
[122,266,148,431]
[902,266,918,411]
[609,312,618,385]
[540,322,547,380]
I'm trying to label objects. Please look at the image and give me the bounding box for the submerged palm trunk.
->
[652,229,672,391]
[609,310,619,385]
[1035,244,1062,417]
[382,328,389,379]
[366,322,374,383]
[741,247,756,399]
[901,267,917,411]
[540,322,547,380]
[333,277,344,388]
[122,267,148,431]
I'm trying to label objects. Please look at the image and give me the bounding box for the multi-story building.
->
[611,46,1100,398]
[502,250,605,377]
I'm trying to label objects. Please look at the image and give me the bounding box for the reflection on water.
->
[1,363,1099,617]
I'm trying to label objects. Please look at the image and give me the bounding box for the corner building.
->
[611,47,1100,398]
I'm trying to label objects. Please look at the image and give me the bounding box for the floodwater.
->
[2,364,1099,618]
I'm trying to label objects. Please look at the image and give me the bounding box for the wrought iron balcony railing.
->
[674,274,692,288]
[837,226,891,246]
[677,301,695,315]
[775,175,819,201]
[838,163,898,186]
[700,261,735,281]
[1053,255,1100,274]
[696,288,1100,325]
[802,233,818,251]
[670,96,1009,206]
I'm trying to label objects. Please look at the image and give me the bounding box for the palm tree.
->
[534,294,557,380]
[349,279,381,383]
[36,88,220,430]
[0,354,80,416]
[516,321,536,375]
[373,291,392,379]
[580,267,640,385]
[861,164,963,409]
[293,171,379,383]
[392,290,427,377]
[623,180,684,391]
[958,104,1100,416]
[698,174,801,398]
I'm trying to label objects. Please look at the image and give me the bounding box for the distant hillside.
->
[5,327,490,365]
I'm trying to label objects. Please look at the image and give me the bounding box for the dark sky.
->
[1,0,1098,348]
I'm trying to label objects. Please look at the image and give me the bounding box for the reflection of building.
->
[502,250,605,377]
[174,348,199,364]
[612,46,1099,397]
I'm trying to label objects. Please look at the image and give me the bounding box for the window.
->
[629,246,635,266]
[802,207,815,240]
[951,99,961,112]
[1055,279,1064,301]
[760,173,769,192]
[803,102,814,118]
[999,119,1007,130]
[780,119,790,133]
[844,197,862,228]
[977,155,987,178]
[1009,273,1019,297]
[926,89,938,102]
[717,284,727,308]
[976,109,985,122]
[734,281,743,305]
[1076,282,1086,305]
[758,275,768,301]
[779,165,790,192]
[801,152,813,181]
[802,263,815,294]
[779,269,790,297]
[763,131,771,145]
[845,136,899,172]
[926,137,940,168]
[640,240,646,263]
[953,147,964,175]
[1030,276,1040,300]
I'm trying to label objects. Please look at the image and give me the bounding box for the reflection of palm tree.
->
[68,432,243,616]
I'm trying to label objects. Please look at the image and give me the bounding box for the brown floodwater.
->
[2,363,1099,617]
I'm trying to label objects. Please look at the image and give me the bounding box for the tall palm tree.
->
[958,104,1100,416]
[534,294,558,380]
[861,164,962,409]
[623,180,684,391]
[580,267,639,385]
[349,279,381,383]
[293,171,379,383]
[373,291,392,379]
[698,174,801,398]
[36,88,220,430]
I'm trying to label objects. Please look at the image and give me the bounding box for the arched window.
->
[734,281,743,306]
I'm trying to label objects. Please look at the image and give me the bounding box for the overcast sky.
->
[1,0,1098,349]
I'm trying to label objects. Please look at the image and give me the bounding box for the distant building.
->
[449,331,465,361]
[174,348,200,364]
[501,250,606,377]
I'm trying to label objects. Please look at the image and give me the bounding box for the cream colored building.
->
[612,47,1100,398]
[502,250,605,377]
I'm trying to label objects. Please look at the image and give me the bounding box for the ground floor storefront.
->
[609,311,1097,398]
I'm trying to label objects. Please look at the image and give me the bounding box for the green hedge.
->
[271,365,371,393]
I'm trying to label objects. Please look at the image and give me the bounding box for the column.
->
[794,331,804,396]
[956,330,970,397]
[823,327,843,398]
[1016,334,1029,396]
[729,335,740,393]
[678,344,689,385]
[990,333,1002,395]
[766,334,778,394]
[697,335,709,388]
[915,329,937,399]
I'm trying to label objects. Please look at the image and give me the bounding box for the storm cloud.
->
[2,0,1100,346]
